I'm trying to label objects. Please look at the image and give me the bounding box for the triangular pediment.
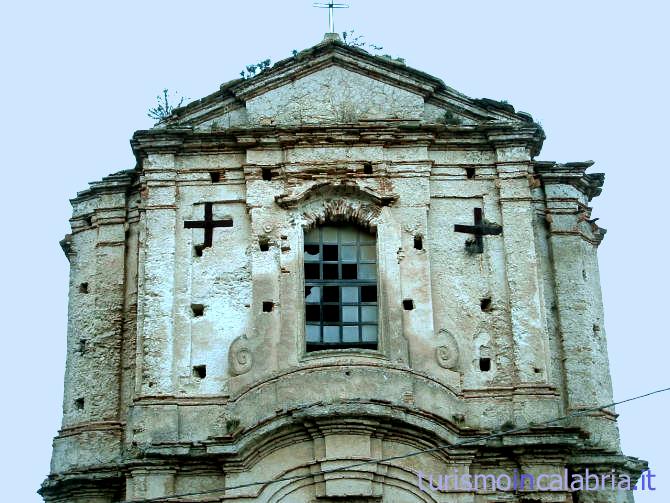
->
[160,36,536,129]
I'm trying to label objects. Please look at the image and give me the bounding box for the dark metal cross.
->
[184,202,232,251]
[313,1,349,33]
[454,208,502,254]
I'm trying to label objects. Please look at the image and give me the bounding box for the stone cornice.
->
[534,160,604,200]
[234,47,439,102]
[131,122,545,161]
[70,169,138,206]
[59,234,74,262]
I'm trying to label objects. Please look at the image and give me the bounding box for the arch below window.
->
[304,224,378,351]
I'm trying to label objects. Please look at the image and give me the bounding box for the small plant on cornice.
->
[147,88,186,122]
[381,54,405,64]
[226,417,241,433]
[443,110,462,126]
[292,49,298,56]
[342,30,383,52]
[240,59,272,79]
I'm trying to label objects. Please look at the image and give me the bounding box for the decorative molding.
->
[534,160,604,201]
[229,334,253,376]
[276,180,398,209]
[301,198,381,232]
[436,329,460,371]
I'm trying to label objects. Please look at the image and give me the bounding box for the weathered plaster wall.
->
[246,66,424,125]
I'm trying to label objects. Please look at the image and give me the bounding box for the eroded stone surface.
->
[247,66,424,125]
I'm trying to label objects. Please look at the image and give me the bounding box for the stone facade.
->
[42,35,646,502]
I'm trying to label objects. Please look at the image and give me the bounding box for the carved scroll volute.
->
[229,334,253,376]
[436,329,460,371]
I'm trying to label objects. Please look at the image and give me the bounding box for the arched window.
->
[304,225,378,351]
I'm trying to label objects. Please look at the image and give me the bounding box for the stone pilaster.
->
[490,135,555,424]
[137,153,178,395]
[126,468,177,501]
[52,172,132,476]
[537,162,620,450]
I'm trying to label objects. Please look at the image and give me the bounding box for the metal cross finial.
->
[313,1,349,33]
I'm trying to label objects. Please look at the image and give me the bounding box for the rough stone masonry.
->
[41,34,647,502]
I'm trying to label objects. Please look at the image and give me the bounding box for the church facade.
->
[42,35,645,502]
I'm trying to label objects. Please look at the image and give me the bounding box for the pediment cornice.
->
[275,180,398,210]
[158,37,538,129]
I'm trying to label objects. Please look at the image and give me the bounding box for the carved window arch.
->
[304,224,378,351]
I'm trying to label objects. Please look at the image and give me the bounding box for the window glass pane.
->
[304,244,320,261]
[341,245,357,262]
[305,227,319,243]
[305,286,321,302]
[360,285,377,303]
[323,263,339,279]
[360,231,375,243]
[342,306,359,322]
[322,285,339,302]
[360,245,376,261]
[305,305,320,322]
[339,226,358,243]
[305,263,320,279]
[362,325,377,342]
[322,304,340,322]
[323,244,338,261]
[358,264,376,280]
[306,325,320,342]
[341,287,358,303]
[361,306,378,322]
[342,264,357,279]
[323,325,340,342]
[322,227,338,243]
[342,326,359,342]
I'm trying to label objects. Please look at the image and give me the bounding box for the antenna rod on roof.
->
[313,1,349,34]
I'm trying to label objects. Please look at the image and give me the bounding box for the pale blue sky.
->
[1,1,668,500]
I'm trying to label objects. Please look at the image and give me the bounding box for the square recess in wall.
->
[193,365,206,379]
